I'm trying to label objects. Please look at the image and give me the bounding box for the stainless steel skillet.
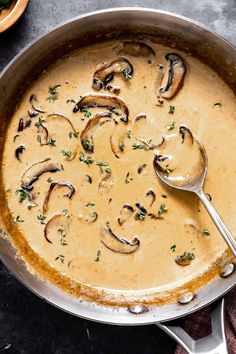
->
[0,8,235,354]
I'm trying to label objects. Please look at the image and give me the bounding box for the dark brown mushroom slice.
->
[17,118,31,132]
[21,158,61,190]
[44,214,70,244]
[134,113,147,122]
[153,154,169,173]
[15,144,25,161]
[29,94,46,113]
[43,181,75,214]
[13,134,20,142]
[179,125,194,145]
[137,164,147,174]
[73,94,129,123]
[100,222,140,254]
[175,252,195,266]
[92,57,133,90]
[160,53,186,99]
[117,41,155,57]
[145,189,156,206]
[28,110,39,118]
[118,205,134,226]
[37,125,49,145]
[80,112,112,153]
[46,113,77,132]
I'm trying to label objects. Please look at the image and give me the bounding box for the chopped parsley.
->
[184,252,195,260]
[47,84,61,101]
[55,254,65,263]
[47,177,52,183]
[81,107,92,118]
[96,161,109,167]
[95,250,101,262]
[27,204,36,210]
[125,172,133,184]
[127,130,131,139]
[37,214,46,224]
[135,211,146,220]
[61,149,72,158]
[170,244,176,252]
[59,232,68,246]
[166,121,176,131]
[15,189,28,202]
[105,168,112,173]
[202,229,210,236]
[69,131,79,139]
[158,204,168,216]
[66,99,76,104]
[15,215,24,223]
[169,105,175,114]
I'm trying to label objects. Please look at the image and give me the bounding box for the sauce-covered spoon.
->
[153,129,236,257]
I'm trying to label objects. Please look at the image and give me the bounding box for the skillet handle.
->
[156,298,228,354]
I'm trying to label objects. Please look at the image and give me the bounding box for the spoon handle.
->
[197,190,236,257]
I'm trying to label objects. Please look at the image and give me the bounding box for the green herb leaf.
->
[170,244,176,252]
[127,130,131,139]
[47,177,52,183]
[123,68,132,80]
[66,99,76,104]
[96,161,109,166]
[105,168,112,173]
[169,105,175,114]
[55,254,65,263]
[15,189,28,202]
[62,209,69,215]
[69,131,79,139]
[166,121,175,131]
[81,107,92,118]
[61,149,72,158]
[158,204,168,216]
[202,229,210,236]
[79,152,94,165]
[132,143,152,151]
[47,137,56,146]
[86,203,95,207]
[35,117,45,128]
[83,139,94,151]
[95,250,101,262]
[118,142,125,151]
[37,214,46,224]
[47,84,61,102]
[135,211,146,220]
[125,172,133,184]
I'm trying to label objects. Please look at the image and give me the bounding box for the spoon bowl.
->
[153,129,236,257]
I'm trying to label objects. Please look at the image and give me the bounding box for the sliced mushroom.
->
[28,110,39,118]
[100,222,140,254]
[160,53,186,99]
[37,125,49,145]
[106,84,121,94]
[73,94,129,123]
[98,170,114,194]
[78,211,98,224]
[153,154,169,173]
[134,113,147,122]
[116,41,155,57]
[92,57,133,91]
[118,205,134,226]
[44,214,70,244]
[15,145,25,161]
[17,118,31,132]
[137,164,147,174]
[175,252,195,266]
[30,94,46,113]
[179,125,194,144]
[145,189,156,207]
[80,112,112,153]
[46,113,76,132]
[110,124,128,158]
[21,158,61,190]
[43,181,75,214]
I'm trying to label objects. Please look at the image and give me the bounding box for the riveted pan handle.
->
[156,298,228,354]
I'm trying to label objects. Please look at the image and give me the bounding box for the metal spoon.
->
[153,136,236,257]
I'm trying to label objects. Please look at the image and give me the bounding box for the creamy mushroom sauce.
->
[2,40,236,306]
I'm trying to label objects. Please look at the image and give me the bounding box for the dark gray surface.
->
[0,1,235,353]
